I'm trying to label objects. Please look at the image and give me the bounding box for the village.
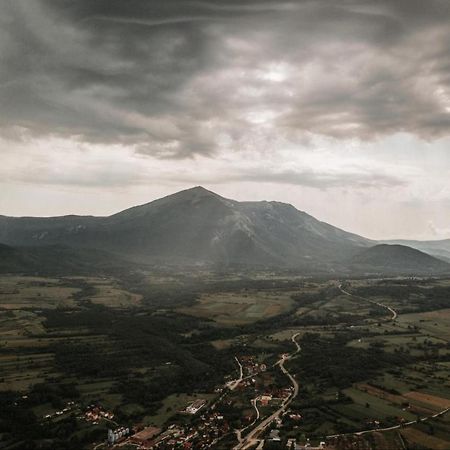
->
[93,351,311,450]
[31,335,345,450]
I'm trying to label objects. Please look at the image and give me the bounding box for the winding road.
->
[233,333,301,450]
[227,356,244,391]
[231,285,446,447]
[327,283,450,440]
[235,398,260,444]
[327,406,450,439]
[339,284,397,321]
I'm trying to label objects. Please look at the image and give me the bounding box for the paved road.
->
[327,284,450,440]
[233,333,301,450]
[235,397,260,444]
[252,398,260,422]
[227,357,244,391]
[327,407,450,439]
[339,284,397,321]
[232,285,447,447]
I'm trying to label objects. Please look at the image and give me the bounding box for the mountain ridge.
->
[0,187,371,268]
[350,244,449,275]
[0,187,448,274]
[381,238,450,263]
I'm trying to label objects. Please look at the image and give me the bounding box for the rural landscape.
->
[1,188,450,449]
[2,1,450,449]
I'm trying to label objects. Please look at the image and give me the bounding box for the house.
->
[289,413,302,421]
[269,429,281,441]
[259,394,272,406]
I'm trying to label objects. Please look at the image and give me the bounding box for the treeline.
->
[44,305,235,419]
[353,283,450,313]
[352,283,419,300]
[288,332,415,389]
[0,390,103,450]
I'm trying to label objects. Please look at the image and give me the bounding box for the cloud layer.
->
[2,0,450,155]
[1,0,450,239]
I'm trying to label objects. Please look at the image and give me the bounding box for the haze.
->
[1,0,449,240]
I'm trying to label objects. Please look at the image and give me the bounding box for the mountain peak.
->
[163,186,229,204]
[181,186,219,197]
[187,185,210,193]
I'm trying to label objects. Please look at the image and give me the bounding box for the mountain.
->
[0,243,136,275]
[0,186,372,269]
[349,244,450,275]
[1,187,448,274]
[381,239,450,263]
[0,243,24,272]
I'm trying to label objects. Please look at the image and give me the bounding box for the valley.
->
[2,271,450,449]
[3,0,450,448]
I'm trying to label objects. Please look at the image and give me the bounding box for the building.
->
[259,394,272,406]
[130,426,162,448]
[107,427,129,445]
[269,429,281,442]
[185,399,207,414]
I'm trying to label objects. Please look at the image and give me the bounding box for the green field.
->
[177,290,295,325]
[2,274,450,449]
[143,392,216,427]
[0,276,79,309]
[398,308,450,340]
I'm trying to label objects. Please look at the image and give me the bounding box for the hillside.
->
[0,243,135,275]
[350,244,450,274]
[2,187,447,274]
[382,239,450,263]
[0,187,372,269]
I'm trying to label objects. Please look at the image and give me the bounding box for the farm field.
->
[400,425,450,449]
[2,274,450,449]
[398,308,450,340]
[143,392,216,427]
[88,284,142,308]
[0,275,141,394]
[0,276,80,309]
[176,290,295,325]
[335,387,416,421]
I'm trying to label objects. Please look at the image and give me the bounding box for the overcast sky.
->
[1,0,450,240]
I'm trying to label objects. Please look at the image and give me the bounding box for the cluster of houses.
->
[100,352,315,449]
[112,410,231,449]
[43,401,76,419]
[85,404,114,424]
[239,355,267,376]
[256,387,293,406]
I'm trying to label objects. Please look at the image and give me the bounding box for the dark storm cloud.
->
[1,0,450,157]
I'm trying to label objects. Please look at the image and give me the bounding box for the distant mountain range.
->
[0,186,448,275]
[381,239,450,263]
[350,244,449,275]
